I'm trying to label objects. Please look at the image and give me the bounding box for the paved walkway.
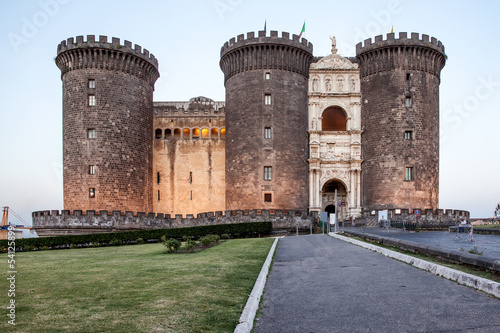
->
[254,234,500,333]
[345,227,500,258]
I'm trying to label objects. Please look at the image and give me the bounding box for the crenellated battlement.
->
[32,209,317,236]
[220,30,313,55]
[57,35,158,68]
[220,30,314,81]
[355,32,446,79]
[56,35,159,85]
[356,32,445,56]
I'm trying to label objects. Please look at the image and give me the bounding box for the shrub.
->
[162,237,181,253]
[199,236,212,247]
[221,234,230,240]
[468,246,484,255]
[109,239,121,246]
[136,238,146,244]
[70,244,77,249]
[210,234,221,243]
[183,236,197,252]
[41,246,51,251]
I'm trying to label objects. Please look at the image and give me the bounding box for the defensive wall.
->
[359,208,469,228]
[32,209,318,237]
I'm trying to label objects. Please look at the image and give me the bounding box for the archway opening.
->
[322,179,347,214]
[322,106,347,131]
[325,204,336,214]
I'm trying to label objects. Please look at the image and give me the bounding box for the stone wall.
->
[360,208,469,228]
[220,31,313,211]
[56,35,159,213]
[356,32,446,211]
[32,210,317,237]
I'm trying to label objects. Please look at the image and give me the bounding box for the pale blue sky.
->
[1,0,499,224]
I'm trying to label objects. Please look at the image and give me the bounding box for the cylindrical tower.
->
[56,35,160,213]
[356,32,446,210]
[220,31,313,210]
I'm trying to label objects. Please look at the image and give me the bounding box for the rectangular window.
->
[264,166,272,181]
[88,79,95,89]
[264,193,272,202]
[405,97,412,108]
[406,73,410,81]
[157,190,160,201]
[87,129,96,139]
[89,188,95,198]
[265,72,271,80]
[89,165,95,175]
[189,172,192,184]
[264,127,271,139]
[190,190,193,200]
[264,94,272,105]
[405,167,414,181]
[157,172,160,184]
[404,131,413,140]
[88,94,96,106]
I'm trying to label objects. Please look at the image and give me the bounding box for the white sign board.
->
[378,210,388,222]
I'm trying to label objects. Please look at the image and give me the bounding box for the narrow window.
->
[404,131,413,140]
[405,167,414,181]
[89,165,95,175]
[265,72,271,80]
[190,190,193,200]
[264,127,271,139]
[89,188,95,198]
[157,190,160,202]
[264,166,272,181]
[264,193,272,202]
[157,172,160,184]
[88,94,96,106]
[405,96,412,108]
[155,128,162,139]
[87,129,96,139]
[264,94,272,105]
[406,73,410,81]
[189,172,192,184]
[88,79,95,89]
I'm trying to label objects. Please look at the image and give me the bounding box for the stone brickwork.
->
[56,35,159,213]
[362,208,469,228]
[220,31,313,211]
[356,33,446,211]
[153,97,226,215]
[32,209,317,236]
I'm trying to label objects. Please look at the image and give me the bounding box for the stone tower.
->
[220,31,313,210]
[56,35,160,213]
[356,32,446,211]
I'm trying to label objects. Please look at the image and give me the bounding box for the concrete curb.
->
[234,237,279,333]
[330,232,500,299]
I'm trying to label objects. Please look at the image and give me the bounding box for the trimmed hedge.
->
[0,222,273,252]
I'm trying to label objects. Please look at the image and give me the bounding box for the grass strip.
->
[0,238,274,333]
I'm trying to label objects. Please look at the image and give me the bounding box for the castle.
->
[33,30,469,236]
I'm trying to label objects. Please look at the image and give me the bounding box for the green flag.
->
[298,21,305,39]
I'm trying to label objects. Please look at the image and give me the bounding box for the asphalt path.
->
[253,234,500,333]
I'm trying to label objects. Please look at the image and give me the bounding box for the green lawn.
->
[0,238,274,333]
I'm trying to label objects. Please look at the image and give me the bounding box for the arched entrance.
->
[325,204,336,214]
[322,179,347,220]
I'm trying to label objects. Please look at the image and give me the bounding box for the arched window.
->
[155,128,162,139]
[165,128,172,138]
[322,107,347,131]
[220,128,226,138]
[192,128,200,139]
[174,128,181,139]
[211,128,218,138]
[183,128,190,139]
[201,128,209,139]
